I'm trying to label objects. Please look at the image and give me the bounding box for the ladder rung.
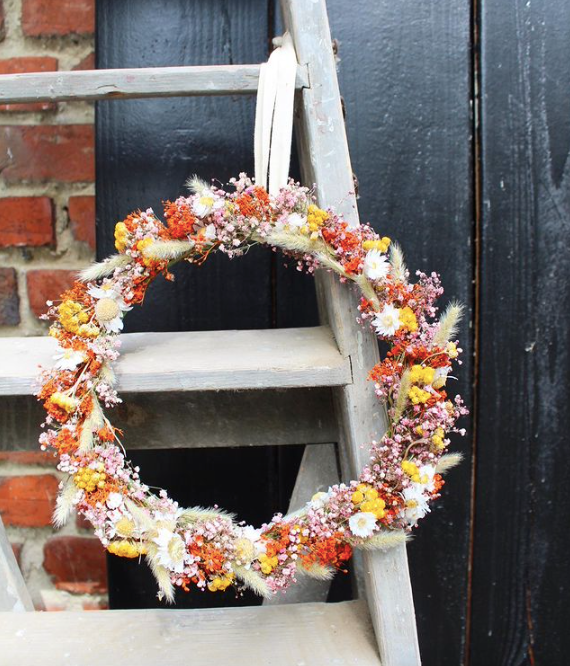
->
[0,64,310,104]
[0,326,351,396]
[0,600,381,665]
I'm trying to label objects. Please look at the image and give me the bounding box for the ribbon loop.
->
[254,33,297,195]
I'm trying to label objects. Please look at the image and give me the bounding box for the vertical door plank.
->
[474,1,570,663]
[323,1,474,663]
[97,0,272,333]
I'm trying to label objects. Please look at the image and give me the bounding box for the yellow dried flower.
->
[399,306,418,332]
[207,573,234,592]
[307,204,329,232]
[114,222,129,253]
[108,540,147,558]
[49,392,79,413]
[363,237,391,253]
[74,464,106,493]
[58,300,89,334]
[408,386,431,405]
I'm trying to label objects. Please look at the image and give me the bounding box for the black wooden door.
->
[96,1,570,663]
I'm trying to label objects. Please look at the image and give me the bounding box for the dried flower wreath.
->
[36,174,467,601]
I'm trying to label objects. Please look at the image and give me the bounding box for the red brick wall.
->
[0,0,106,611]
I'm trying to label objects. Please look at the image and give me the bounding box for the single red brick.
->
[26,269,78,318]
[72,52,95,71]
[43,536,107,594]
[0,267,20,326]
[0,197,54,247]
[0,474,58,527]
[11,543,23,567]
[68,195,95,250]
[0,125,94,183]
[0,57,57,112]
[22,0,94,37]
[0,451,56,467]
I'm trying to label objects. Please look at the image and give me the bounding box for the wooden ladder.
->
[0,1,421,664]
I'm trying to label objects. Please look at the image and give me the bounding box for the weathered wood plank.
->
[472,1,570,664]
[0,389,337,452]
[280,1,421,663]
[265,443,340,605]
[0,64,309,104]
[0,516,34,612]
[0,600,380,666]
[0,326,351,396]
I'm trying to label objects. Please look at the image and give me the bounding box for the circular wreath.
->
[36,174,467,601]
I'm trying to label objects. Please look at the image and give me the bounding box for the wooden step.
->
[0,326,351,396]
[0,64,309,105]
[0,600,381,666]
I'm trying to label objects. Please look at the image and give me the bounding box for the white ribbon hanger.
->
[254,33,298,195]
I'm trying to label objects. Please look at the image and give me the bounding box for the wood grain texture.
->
[0,65,309,104]
[472,1,570,664]
[280,1,421,663]
[322,1,474,663]
[0,600,381,666]
[0,516,34,613]
[0,327,350,396]
[0,389,337,452]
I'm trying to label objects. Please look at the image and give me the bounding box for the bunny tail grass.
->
[262,230,316,255]
[393,369,412,423]
[433,301,464,346]
[436,452,463,474]
[52,478,79,528]
[79,255,130,282]
[142,240,195,262]
[124,498,158,533]
[186,175,209,194]
[178,506,236,526]
[351,530,409,551]
[389,242,407,282]
[146,549,175,603]
[296,563,335,580]
[234,565,271,598]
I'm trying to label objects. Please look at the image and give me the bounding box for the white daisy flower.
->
[309,491,329,510]
[93,296,131,333]
[287,213,307,228]
[418,465,437,493]
[204,223,217,241]
[348,511,377,538]
[373,303,402,337]
[153,528,186,574]
[433,366,450,389]
[363,249,389,281]
[54,347,86,371]
[88,282,120,300]
[106,492,123,510]
[192,190,223,218]
[402,485,431,525]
